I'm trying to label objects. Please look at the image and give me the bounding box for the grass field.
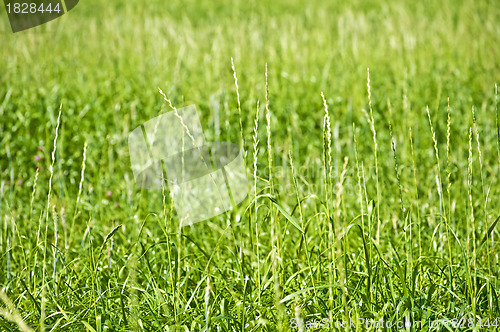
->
[1,0,500,330]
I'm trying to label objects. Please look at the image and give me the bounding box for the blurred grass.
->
[1,0,500,330]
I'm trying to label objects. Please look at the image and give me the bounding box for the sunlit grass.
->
[0,0,499,330]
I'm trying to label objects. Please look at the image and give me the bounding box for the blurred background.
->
[1,0,499,329]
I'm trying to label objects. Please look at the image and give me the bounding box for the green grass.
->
[1,0,500,330]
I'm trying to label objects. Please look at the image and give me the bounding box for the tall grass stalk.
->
[51,205,58,282]
[157,89,180,324]
[70,141,87,248]
[472,105,488,315]
[265,64,284,328]
[45,105,62,225]
[289,149,317,302]
[366,68,380,244]
[426,106,446,254]
[204,276,212,331]
[353,124,365,234]
[75,141,88,206]
[353,124,372,310]
[231,57,247,160]
[471,106,486,218]
[27,167,40,289]
[252,100,261,304]
[265,64,273,193]
[321,92,334,322]
[467,127,477,316]
[29,168,39,227]
[387,99,404,214]
[335,157,349,321]
[445,99,454,291]
[40,104,61,330]
[387,99,410,277]
[409,128,422,257]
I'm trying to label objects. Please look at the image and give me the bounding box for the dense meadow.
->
[1,0,500,330]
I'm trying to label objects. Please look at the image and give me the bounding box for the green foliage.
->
[0,0,499,330]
